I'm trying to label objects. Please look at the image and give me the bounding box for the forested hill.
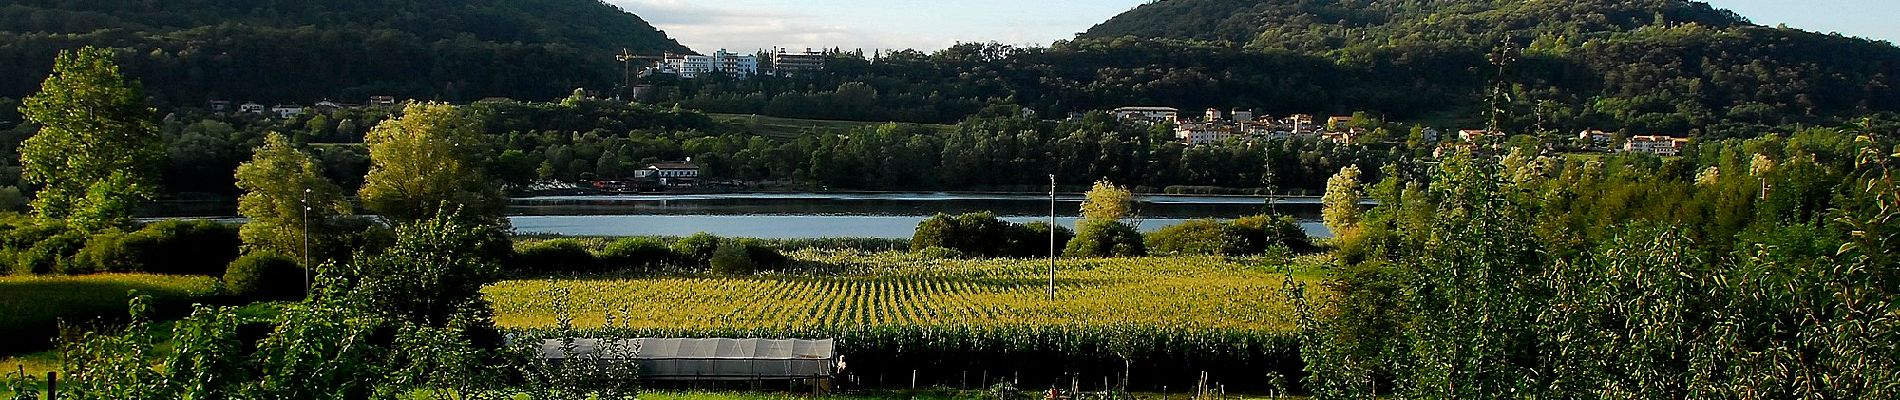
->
[1078,0,1900,136]
[0,0,689,105]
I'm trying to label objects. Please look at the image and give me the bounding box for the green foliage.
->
[911,212,1072,258]
[1227,214,1314,254]
[345,210,508,328]
[1321,165,1364,238]
[1080,179,1135,221]
[17,228,86,275]
[222,252,305,300]
[1144,219,1229,256]
[1063,219,1145,258]
[670,232,723,267]
[235,133,350,263]
[708,241,756,276]
[359,102,505,225]
[18,47,161,230]
[511,239,600,275]
[125,220,241,276]
[600,237,678,272]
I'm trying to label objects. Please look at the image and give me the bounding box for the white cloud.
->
[609,0,952,53]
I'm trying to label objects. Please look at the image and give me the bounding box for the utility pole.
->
[302,188,311,293]
[1049,174,1057,301]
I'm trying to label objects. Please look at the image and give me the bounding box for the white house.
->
[635,160,701,186]
[271,104,305,118]
[1175,123,1234,145]
[1624,135,1689,156]
[239,103,266,114]
[1113,106,1179,125]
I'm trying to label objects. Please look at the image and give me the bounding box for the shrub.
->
[1064,219,1145,257]
[601,237,677,272]
[1145,219,1231,256]
[132,220,242,276]
[916,246,965,260]
[1228,215,1314,254]
[22,229,88,275]
[914,212,1063,258]
[513,239,599,274]
[223,252,306,300]
[1007,221,1073,258]
[74,231,142,273]
[671,232,723,266]
[709,241,756,275]
[739,239,788,271]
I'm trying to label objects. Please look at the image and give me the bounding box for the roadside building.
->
[1113,106,1180,125]
[1578,130,1613,148]
[239,102,266,114]
[635,160,701,186]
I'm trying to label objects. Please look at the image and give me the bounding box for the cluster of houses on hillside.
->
[207,96,400,119]
[1113,106,1691,156]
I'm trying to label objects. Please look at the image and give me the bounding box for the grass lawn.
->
[486,250,1322,334]
[710,113,955,139]
[0,274,221,356]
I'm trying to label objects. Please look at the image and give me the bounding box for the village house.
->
[239,102,265,114]
[1113,106,1180,125]
[208,100,232,112]
[1231,109,1255,123]
[368,96,397,107]
[1624,135,1690,156]
[1326,115,1355,131]
[1578,130,1613,148]
[1459,129,1505,142]
[271,104,305,118]
[1175,123,1234,145]
[1282,114,1315,133]
[1203,108,1224,123]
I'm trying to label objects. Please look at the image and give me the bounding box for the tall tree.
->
[18,46,162,229]
[1322,166,1365,237]
[1079,178,1135,221]
[234,133,349,262]
[358,102,504,225]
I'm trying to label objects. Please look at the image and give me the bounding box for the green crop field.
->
[487,250,1321,390]
[487,250,1316,334]
[0,274,221,355]
[710,113,954,139]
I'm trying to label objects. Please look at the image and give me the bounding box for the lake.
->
[508,193,1332,239]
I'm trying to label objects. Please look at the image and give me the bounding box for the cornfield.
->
[486,250,1323,391]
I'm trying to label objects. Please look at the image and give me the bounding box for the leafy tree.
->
[359,102,504,225]
[1064,219,1145,257]
[234,133,349,263]
[1080,179,1135,221]
[18,46,161,230]
[1322,166,1365,237]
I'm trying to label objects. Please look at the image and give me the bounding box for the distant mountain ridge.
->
[0,0,689,104]
[1075,0,1900,135]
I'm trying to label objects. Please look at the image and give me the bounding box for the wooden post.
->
[46,371,57,400]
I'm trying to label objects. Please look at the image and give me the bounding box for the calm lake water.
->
[508,193,1332,239]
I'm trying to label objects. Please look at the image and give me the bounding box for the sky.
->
[611,0,1899,54]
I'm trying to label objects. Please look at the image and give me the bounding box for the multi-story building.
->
[771,48,827,77]
[1175,123,1234,145]
[1624,135,1690,156]
[658,50,758,78]
[1114,106,1180,125]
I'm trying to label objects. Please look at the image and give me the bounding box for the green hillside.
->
[0,0,689,104]
[1076,0,1900,136]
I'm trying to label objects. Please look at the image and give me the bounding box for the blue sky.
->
[612,0,1898,53]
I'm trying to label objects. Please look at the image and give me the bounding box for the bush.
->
[1145,219,1232,256]
[709,241,756,275]
[1228,215,1314,254]
[513,239,599,274]
[916,246,965,260]
[74,231,142,273]
[21,229,89,275]
[1064,219,1145,257]
[601,237,677,272]
[671,232,723,267]
[223,252,306,300]
[132,220,242,276]
[914,212,1069,258]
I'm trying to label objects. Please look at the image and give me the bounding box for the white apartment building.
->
[1624,135,1690,156]
[658,50,758,78]
[1175,123,1234,145]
